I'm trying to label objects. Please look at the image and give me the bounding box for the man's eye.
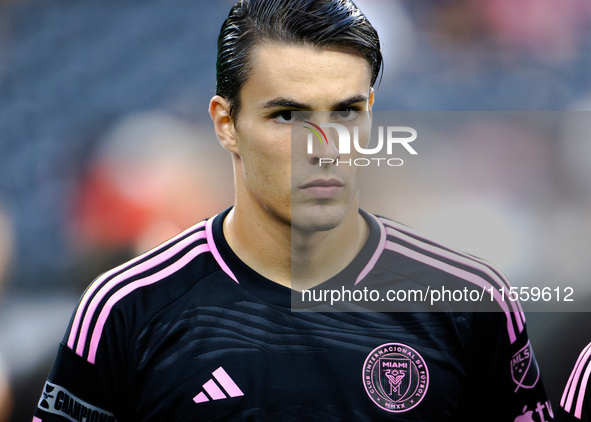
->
[331,109,358,121]
[275,111,295,123]
[274,110,307,123]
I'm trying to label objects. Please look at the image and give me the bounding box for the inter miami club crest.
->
[363,343,429,412]
[511,340,540,392]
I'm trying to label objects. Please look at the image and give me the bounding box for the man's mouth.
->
[298,178,345,198]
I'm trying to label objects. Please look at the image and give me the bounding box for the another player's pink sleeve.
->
[556,342,591,421]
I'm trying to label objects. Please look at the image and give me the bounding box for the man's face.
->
[232,43,373,232]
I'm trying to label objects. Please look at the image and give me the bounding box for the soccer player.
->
[34,0,553,421]
[557,341,591,421]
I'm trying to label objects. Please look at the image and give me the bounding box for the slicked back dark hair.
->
[216,0,382,119]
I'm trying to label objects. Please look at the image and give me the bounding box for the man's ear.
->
[369,87,374,112]
[209,95,239,155]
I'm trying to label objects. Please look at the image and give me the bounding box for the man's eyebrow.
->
[261,98,312,110]
[261,95,369,111]
[332,95,368,110]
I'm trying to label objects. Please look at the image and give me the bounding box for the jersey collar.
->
[208,207,385,307]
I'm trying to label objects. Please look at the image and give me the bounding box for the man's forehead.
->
[243,43,372,110]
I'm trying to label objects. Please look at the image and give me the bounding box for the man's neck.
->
[223,203,369,290]
[290,209,369,290]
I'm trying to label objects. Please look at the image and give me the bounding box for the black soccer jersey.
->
[34,208,553,421]
[556,342,591,421]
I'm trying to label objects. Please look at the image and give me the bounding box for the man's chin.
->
[290,205,347,234]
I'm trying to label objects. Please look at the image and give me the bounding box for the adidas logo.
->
[193,366,244,404]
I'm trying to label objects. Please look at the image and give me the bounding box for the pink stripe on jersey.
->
[562,342,591,412]
[382,219,526,328]
[561,342,591,408]
[354,214,386,286]
[68,221,207,350]
[203,379,227,400]
[213,366,244,397]
[76,229,208,357]
[384,225,524,334]
[33,418,42,422]
[385,240,517,344]
[576,358,591,418]
[87,243,210,364]
[206,215,238,283]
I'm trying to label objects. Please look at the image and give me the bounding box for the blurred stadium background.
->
[1,0,591,420]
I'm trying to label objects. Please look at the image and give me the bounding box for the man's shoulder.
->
[86,218,217,307]
[372,213,514,296]
[374,214,500,274]
[63,217,231,364]
[366,213,526,344]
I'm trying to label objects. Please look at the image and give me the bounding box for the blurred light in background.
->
[0,205,14,422]
[71,111,233,256]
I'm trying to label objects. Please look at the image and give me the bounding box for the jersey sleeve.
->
[556,407,590,422]
[460,312,554,422]
[33,296,130,422]
[33,343,119,422]
[556,341,591,422]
